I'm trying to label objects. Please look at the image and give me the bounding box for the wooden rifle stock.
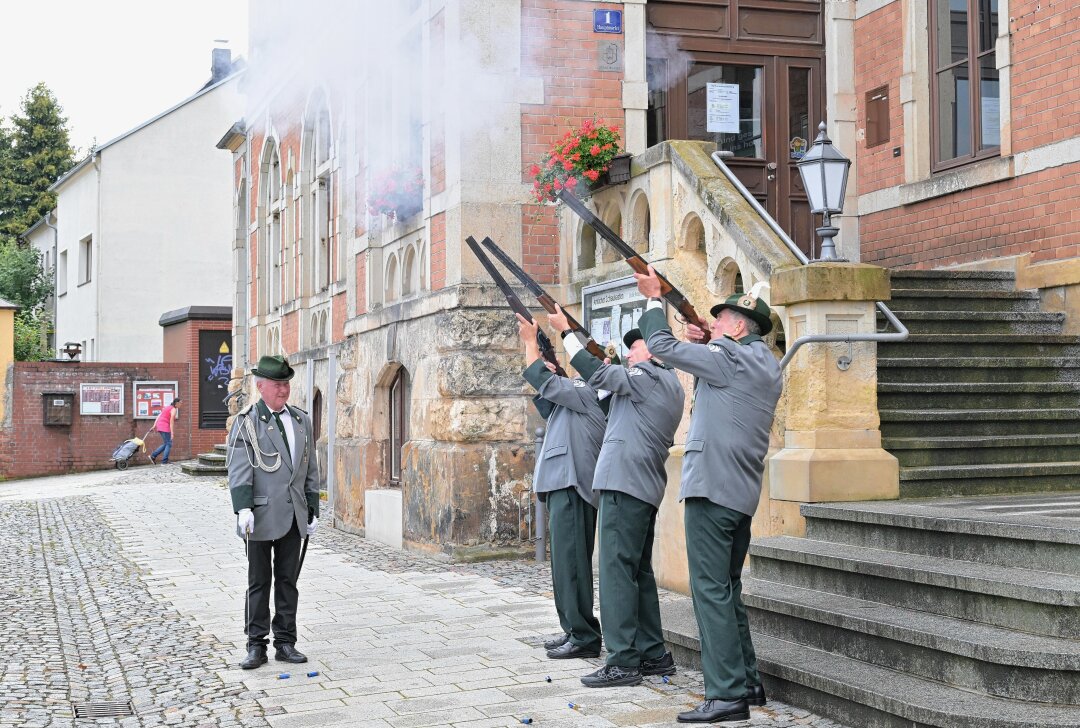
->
[557,190,711,341]
[465,236,567,377]
[477,237,608,362]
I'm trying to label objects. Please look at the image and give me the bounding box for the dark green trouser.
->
[684,497,760,700]
[598,490,666,667]
[547,487,602,651]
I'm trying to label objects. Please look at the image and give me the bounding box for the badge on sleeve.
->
[628,367,644,377]
[708,343,722,352]
[573,380,586,388]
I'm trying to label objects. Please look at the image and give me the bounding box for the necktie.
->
[272,409,290,460]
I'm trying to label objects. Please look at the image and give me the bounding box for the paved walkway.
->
[0,467,848,728]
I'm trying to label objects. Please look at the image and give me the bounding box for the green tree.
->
[0,117,15,240]
[1,83,76,239]
[0,239,53,360]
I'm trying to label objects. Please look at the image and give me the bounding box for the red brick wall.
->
[861,162,1080,268]
[1010,1,1080,153]
[520,0,627,283]
[0,362,192,479]
[430,212,447,290]
[282,310,299,353]
[332,292,346,343]
[854,2,904,195]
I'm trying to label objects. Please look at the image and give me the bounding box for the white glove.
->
[237,508,255,535]
[306,516,318,537]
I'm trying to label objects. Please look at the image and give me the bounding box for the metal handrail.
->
[710,151,908,369]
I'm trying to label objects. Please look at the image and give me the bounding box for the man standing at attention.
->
[228,354,321,670]
[548,305,684,688]
[636,266,782,724]
[516,314,606,660]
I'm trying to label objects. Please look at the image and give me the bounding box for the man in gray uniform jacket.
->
[516,315,606,660]
[636,267,782,724]
[228,355,321,670]
[549,305,684,688]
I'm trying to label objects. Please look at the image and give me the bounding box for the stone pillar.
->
[767,263,899,533]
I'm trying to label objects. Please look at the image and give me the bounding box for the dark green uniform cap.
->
[710,293,774,336]
[251,354,295,381]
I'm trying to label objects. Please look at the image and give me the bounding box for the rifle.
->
[557,189,712,342]
[465,236,567,377]
[477,236,608,362]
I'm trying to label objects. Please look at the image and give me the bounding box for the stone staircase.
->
[180,443,227,476]
[738,498,1080,727]
[878,269,1080,497]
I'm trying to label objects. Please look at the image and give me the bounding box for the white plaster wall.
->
[95,78,242,361]
[54,164,99,358]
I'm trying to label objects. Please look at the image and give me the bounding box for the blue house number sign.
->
[594,9,623,34]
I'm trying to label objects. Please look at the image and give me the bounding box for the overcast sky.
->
[0,0,248,154]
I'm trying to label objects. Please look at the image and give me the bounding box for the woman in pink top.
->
[150,398,181,464]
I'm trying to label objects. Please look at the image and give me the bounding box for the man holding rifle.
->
[548,305,684,688]
[516,314,607,660]
[635,266,782,724]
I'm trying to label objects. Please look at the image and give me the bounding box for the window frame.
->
[78,236,92,286]
[388,368,409,487]
[929,0,1001,172]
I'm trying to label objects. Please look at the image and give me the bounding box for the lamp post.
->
[796,121,852,261]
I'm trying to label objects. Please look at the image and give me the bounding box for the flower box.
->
[529,118,624,203]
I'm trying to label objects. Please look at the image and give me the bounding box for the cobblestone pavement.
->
[0,465,851,728]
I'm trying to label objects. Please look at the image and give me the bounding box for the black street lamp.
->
[796,121,852,261]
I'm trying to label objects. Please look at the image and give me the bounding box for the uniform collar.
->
[257,400,291,419]
[723,333,764,346]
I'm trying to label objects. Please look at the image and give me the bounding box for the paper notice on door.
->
[707,83,740,134]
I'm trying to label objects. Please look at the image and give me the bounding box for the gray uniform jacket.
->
[639,307,782,516]
[228,400,321,541]
[571,350,684,509]
[524,359,606,508]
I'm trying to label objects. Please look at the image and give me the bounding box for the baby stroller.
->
[111,428,152,470]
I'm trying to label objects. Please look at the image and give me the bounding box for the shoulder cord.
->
[225,412,282,473]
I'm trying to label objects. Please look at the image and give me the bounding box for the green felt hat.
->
[710,292,774,335]
[251,354,295,381]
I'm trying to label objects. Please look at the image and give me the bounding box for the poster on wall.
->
[133,381,179,420]
[582,276,655,360]
[80,383,124,416]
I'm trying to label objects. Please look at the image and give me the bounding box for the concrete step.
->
[743,578,1080,704]
[214,443,227,454]
[801,501,1080,576]
[877,310,1065,335]
[878,381,1080,410]
[890,269,1017,292]
[198,452,226,467]
[179,460,227,476]
[752,633,1080,728]
[880,407,1080,437]
[883,433,1080,468]
[749,536,1080,637]
[880,334,1080,359]
[878,357,1080,383]
[897,462,1080,498]
[887,288,1041,313]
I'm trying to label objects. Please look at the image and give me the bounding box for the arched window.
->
[283,170,295,303]
[402,245,416,297]
[388,367,410,486]
[385,255,399,302]
[262,141,282,312]
[304,98,333,294]
[312,389,323,441]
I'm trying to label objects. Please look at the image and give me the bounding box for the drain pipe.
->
[710,151,908,368]
[42,211,59,353]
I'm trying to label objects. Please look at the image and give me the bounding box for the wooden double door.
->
[647,1,826,256]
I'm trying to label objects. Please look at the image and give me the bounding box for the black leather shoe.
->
[543,633,570,650]
[745,683,766,706]
[546,641,600,660]
[641,650,676,676]
[275,644,308,663]
[580,664,643,688]
[677,698,750,723]
[239,645,267,670]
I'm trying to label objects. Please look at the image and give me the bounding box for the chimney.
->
[211,48,232,83]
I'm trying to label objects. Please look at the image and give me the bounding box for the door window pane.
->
[687,64,764,158]
[978,0,998,52]
[788,67,811,159]
[936,64,971,161]
[646,59,668,147]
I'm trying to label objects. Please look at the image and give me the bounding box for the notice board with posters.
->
[80,383,124,416]
[582,275,659,360]
[133,381,179,420]
[199,330,232,429]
